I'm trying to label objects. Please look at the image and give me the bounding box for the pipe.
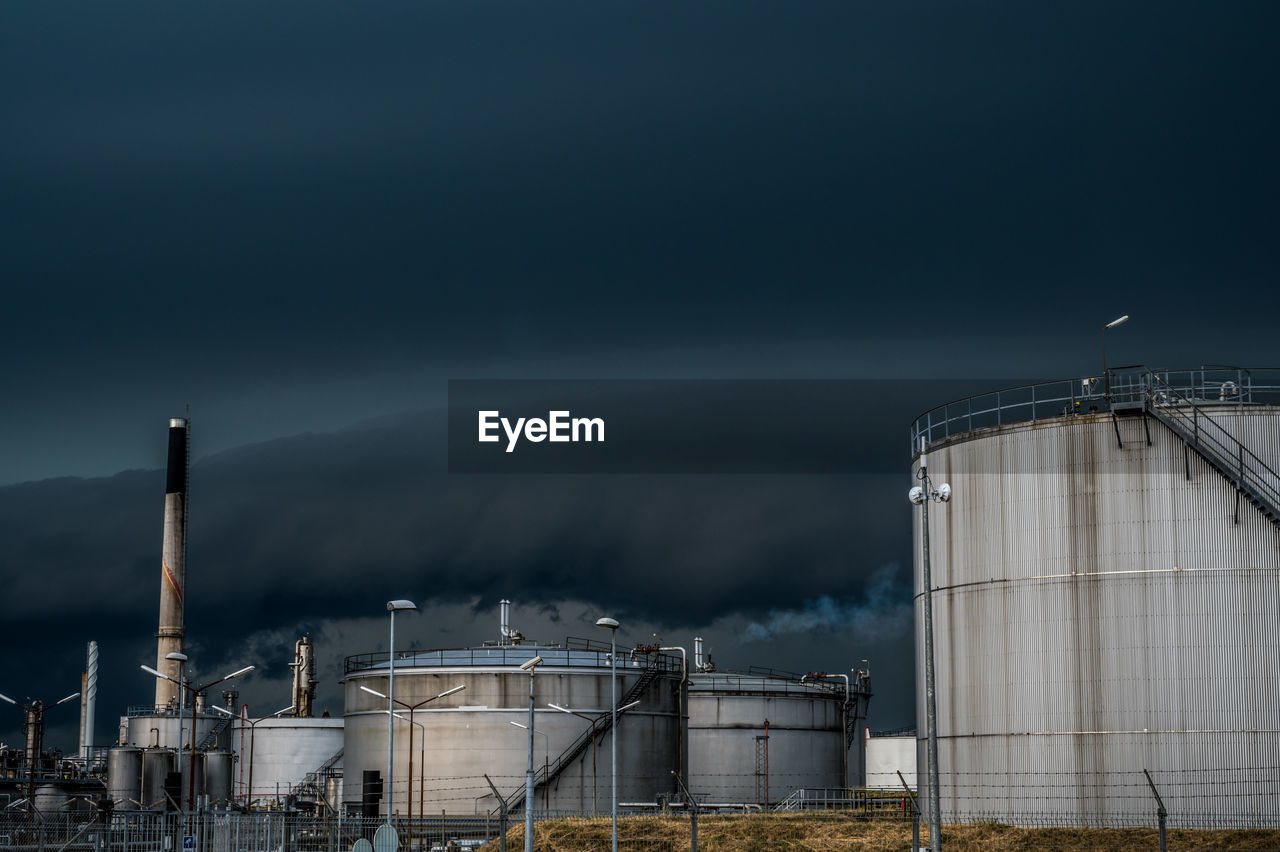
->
[500,600,511,645]
[658,647,688,788]
[291,637,316,718]
[154,418,189,709]
[693,638,703,672]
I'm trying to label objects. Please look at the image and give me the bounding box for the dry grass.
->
[479,813,1280,852]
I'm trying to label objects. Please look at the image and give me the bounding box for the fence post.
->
[482,775,507,852]
[1143,769,1167,852]
[897,771,920,852]
[671,771,698,852]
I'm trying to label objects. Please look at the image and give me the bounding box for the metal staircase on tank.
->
[290,747,344,809]
[1116,370,1280,529]
[504,656,667,815]
[195,712,235,751]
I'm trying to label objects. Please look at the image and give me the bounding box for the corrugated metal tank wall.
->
[913,406,1280,823]
[687,674,846,805]
[343,654,681,816]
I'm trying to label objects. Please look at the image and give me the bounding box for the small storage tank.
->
[107,746,143,810]
[140,748,175,809]
[203,751,234,806]
[229,717,343,808]
[687,671,868,805]
[33,785,68,815]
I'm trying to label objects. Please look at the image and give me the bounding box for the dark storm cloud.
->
[0,411,911,748]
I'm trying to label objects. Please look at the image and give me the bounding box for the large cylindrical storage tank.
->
[229,717,343,808]
[687,673,849,805]
[140,748,175,809]
[912,372,1280,824]
[342,643,682,816]
[125,712,225,751]
[107,747,143,810]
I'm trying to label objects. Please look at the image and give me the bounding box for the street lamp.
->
[509,722,550,812]
[142,662,254,812]
[909,438,951,852]
[360,683,465,823]
[385,599,418,823]
[595,617,620,852]
[165,653,188,774]
[548,701,639,816]
[1102,314,1130,405]
[211,703,293,807]
[518,656,542,852]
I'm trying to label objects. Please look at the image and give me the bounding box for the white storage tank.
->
[228,716,343,808]
[911,368,1280,824]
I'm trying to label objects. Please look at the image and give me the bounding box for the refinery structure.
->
[4,363,1279,839]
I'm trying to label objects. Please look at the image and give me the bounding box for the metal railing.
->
[910,366,1280,453]
[344,640,685,676]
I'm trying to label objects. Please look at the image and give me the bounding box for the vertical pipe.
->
[500,600,511,646]
[155,419,189,709]
[693,638,703,672]
[80,672,88,760]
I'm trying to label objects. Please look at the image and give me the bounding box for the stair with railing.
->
[1138,372,1280,529]
[504,658,668,814]
[290,747,344,807]
[195,712,235,751]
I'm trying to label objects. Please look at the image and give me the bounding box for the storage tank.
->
[203,751,235,806]
[107,747,143,810]
[33,785,68,815]
[140,748,175,809]
[342,640,683,816]
[687,670,867,805]
[228,716,343,808]
[910,367,1280,824]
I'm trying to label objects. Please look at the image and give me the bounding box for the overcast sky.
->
[2,0,1277,751]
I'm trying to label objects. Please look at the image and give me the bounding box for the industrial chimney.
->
[154,418,188,709]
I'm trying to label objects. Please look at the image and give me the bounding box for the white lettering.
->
[480,410,605,452]
[549,410,571,442]
[502,417,525,453]
[478,411,500,443]
[573,416,605,443]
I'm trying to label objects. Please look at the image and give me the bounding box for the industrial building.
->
[911,367,1280,822]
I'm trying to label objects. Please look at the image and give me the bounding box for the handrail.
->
[345,640,684,676]
[909,366,1280,454]
[1145,373,1280,518]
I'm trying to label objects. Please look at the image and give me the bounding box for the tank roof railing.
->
[910,366,1280,456]
[343,640,685,676]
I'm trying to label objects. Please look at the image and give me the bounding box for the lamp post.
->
[548,701,639,816]
[1102,314,1130,405]
[165,653,188,774]
[385,599,418,823]
[518,656,542,852]
[909,438,951,852]
[360,683,465,823]
[211,703,294,807]
[388,711,424,843]
[142,662,254,813]
[595,617,620,852]
[509,723,550,812]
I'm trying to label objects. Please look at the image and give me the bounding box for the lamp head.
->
[595,617,619,630]
[519,656,543,671]
[387,600,418,612]
[1105,315,1130,329]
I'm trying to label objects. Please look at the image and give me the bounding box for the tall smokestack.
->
[81,641,98,760]
[154,418,188,708]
